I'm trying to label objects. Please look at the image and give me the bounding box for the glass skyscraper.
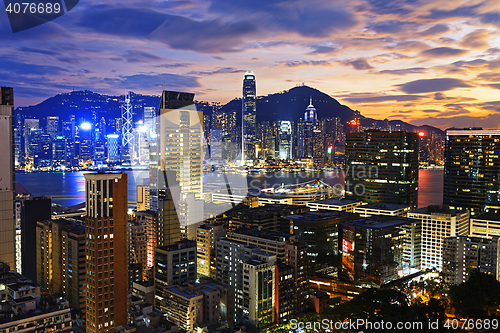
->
[242,71,256,162]
[345,130,419,208]
[444,128,500,215]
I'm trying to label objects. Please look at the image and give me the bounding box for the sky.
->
[2,0,500,129]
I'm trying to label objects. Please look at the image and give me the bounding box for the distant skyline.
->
[2,0,500,129]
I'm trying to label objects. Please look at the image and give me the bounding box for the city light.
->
[349,120,359,126]
[419,132,425,137]
[80,122,92,130]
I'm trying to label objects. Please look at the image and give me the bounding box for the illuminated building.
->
[408,205,469,271]
[210,127,222,161]
[136,185,150,211]
[286,211,358,275]
[444,129,500,215]
[242,71,257,161]
[106,134,120,163]
[443,236,499,285]
[121,95,133,163]
[196,222,225,278]
[134,210,157,270]
[306,198,363,213]
[0,87,16,269]
[470,211,500,238]
[345,130,419,208]
[278,120,292,160]
[338,216,421,287]
[353,203,411,217]
[242,252,277,328]
[276,262,294,323]
[36,219,86,316]
[84,172,128,333]
[128,221,147,281]
[46,116,59,139]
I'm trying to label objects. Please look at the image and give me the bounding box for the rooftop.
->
[230,226,294,242]
[309,198,361,206]
[285,210,357,223]
[156,239,196,252]
[410,205,466,216]
[355,203,410,211]
[339,216,416,230]
[472,211,500,222]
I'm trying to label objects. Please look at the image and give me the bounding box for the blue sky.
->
[2,0,500,129]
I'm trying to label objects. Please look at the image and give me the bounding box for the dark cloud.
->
[386,41,429,52]
[344,58,372,70]
[423,109,440,113]
[369,20,415,34]
[486,83,500,90]
[208,0,357,38]
[308,44,335,54]
[411,114,500,130]
[75,6,257,53]
[364,0,413,15]
[343,95,424,103]
[419,24,449,36]
[379,67,426,75]
[420,47,468,57]
[477,72,500,81]
[398,78,472,94]
[422,4,481,20]
[188,67,245,75]
[0,59,67,76]
[104,73,200,91]
[123,50,162,63]
[480,12,500,27]
[434,92,446,100]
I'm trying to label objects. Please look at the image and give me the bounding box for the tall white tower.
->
[121,94,133,163]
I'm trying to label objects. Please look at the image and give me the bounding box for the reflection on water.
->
[14,169,443,209]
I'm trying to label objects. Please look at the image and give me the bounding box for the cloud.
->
[379,67,426,75]
[277,60,333,67]
[308,44,335,54]
[386,41,429,52]
[104,73,200,91]
[477,72,500,81]
[188,67,246,75]
[343,58,372,70]
[343,95,425,103]
[411,114,500,130]
[434,92,446,100]
[364,0,412,16]
[422,4,481,20]
[154,63,192,68]
[420,47,468,57]
[123,50,162,63]
[423,109,440,113]
[419,24,449,36]
[486,83,500,90]
[75,6,257,53]
[398,78,472,94]
[460,29,490,49]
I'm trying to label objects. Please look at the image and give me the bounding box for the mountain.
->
[14,86,444,136]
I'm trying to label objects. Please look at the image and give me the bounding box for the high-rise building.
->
[196,222,225,278]
[443,236,499,285]
[279,121,292,160]
[136,185,150,212]
[46,116,59,139]
[106,134,120,163]
[210,127,223,161]
[470,211,500,238]
[408,205,469,271]
[301,99,317,158]
[121,95,133,163]
[345,130,419,208]
[444,129,500,215]
[338,216,421,287]
[84,172,128,333]
[36,219,86,316]
[134,210,158,270]
[0,87,15,269]
[128,221,147,281]
[242,71,256,162]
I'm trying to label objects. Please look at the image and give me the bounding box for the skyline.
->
[2,0,500,130]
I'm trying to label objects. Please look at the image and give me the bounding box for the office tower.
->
[84,172,128,333]
[196,222,225,278]
[21,196,51,282]
[136,185,150,211]
[276,262,295,323]
[121,95,133,163]
[279,121,292,160]
[408,205,469,271]
[353,203,411,217]
[0,87,15,269]
[36,219,86,315]
[137,126,149,164]
[443,236,499,285]
[210,127,223,161]
[46,116,59,139]
[106,134,120,163]
[24,118,40,159]
[338,216,421,287]
[158,199,181,247]
[470,211,500,238]
[345,130,419,208]
[444,129,500,215]
[134,210,157,270]
[144,106,155,131]
[286,210,358,275]
[215,238,262,320]
[242,71,257,162]
[128,221,147,281]
[242,252,277,328]
[302,98,317,158]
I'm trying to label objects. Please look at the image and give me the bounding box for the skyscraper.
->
[84,172,128,333]
[443,128,500,215]
[345,130,419,208]
[279,121,292,160]
[242,71,256,162]
[0,86,16,269]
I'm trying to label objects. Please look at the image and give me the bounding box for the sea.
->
[14,169,443,209]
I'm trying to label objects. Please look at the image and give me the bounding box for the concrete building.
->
[36,219,86,316]
[128,221,147,281]
[131,280,155,304]
[0,87,16,269]
[196,222,225,278]
[353,203,411,217]
[136,185,150,212]
[470,211,500,238]
[408,205,469,271]
[443,236,500,285]
[134,210,158,271]
[306,198,363,213]
[84,172,129,333]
